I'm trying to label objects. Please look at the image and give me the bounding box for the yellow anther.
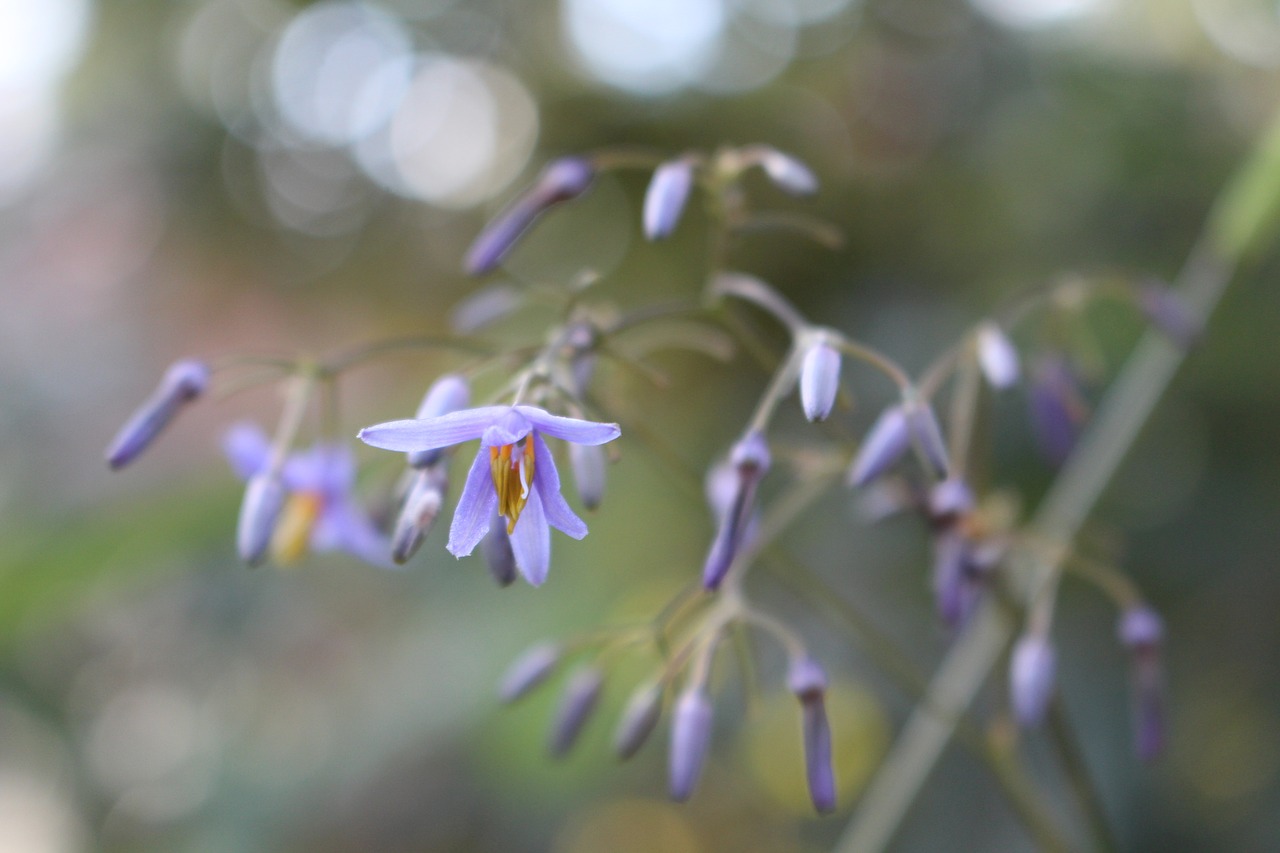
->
[270,491,324,565]
[490,440,536,533]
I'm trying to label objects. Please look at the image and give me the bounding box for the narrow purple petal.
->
[105,359,210,470]
[464,195,543,277]
[509,487,551,586]
[1029,357,1087,465]
[532,435,588,539]
[478,409,533,448]
[409,375,471,468]
[359,406,511,452]
[643,159,695,240]
[223,422,272,481]
[669,689,713,802]
[498,642,561,703]
[799,341,841,422]
[907,402,950,479]
[517,406,620,446]
[548,667,604,758]
[801,696,837,813]
[932,533,977,630]
[315,501,393,569]
[446,451,497,558]
[1010,634,1056,727]
[483,516,517,587]
[237,472,285,565]
[847,405,912,488]
[614,683,664,761]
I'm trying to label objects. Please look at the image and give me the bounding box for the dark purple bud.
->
[669,688,713,802]
[906,401,949,479]
[1010,633,1056,727]
[568,442,607,511]
[1118,604,1166,760]
[643,159,695,240]
[548,667,604,758]
[702,432,771,590]
[848,405,912,488]
[1138,281,1201,350]
[236,472,285,566]
[788,657,836,814]
[408,375,470,468]
[1029,356,1088,465]
[497,642,560,703]
[976,322,1020,389]
[932,533,974,630]
[463,156,596,276]
[799,339,841,422]
[754,147,819,195]
[927,477,974,524]
[105,359,210,470]
[614,683,664,761]
[483,513,517,587]
[391,466,448,564]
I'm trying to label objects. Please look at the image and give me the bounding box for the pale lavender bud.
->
[703,432,771,590]
[1139,281,1201,350]
[236,472,285,566]
[483,514,517,588]
[847,405,911,488]
[757,148,818,195]
[927,477,974,524]
[906,401,949,479]
[450,284,523,333]
[1010,634,1057,727]
[799,339,841,422]
[643,159,695,240]
[464,156,595,275]
[669,688,714,802]
[390,466,448,564]
[408,375,470,468]
[497,642,560,703]
[1029,356,1087,465]
[1118,604,1166,760]
[569,442,607,511]
[1118,605,1164,652]
[614,683,664,761]
[548,667,604,758]
[788,657,835,814]
[105,359,210,469]
[976,322,1020,389]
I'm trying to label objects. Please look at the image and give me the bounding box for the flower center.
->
[490,439,535,533]
[270,491,324,565]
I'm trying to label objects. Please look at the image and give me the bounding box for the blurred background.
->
[2,0,1279,850]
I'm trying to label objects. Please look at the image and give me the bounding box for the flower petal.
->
[479,408,533,447]
[509,487,551,586]
[517,406,620,446]
[447,451,497,557]
[532,435,587,539]
[359,406,512,452]
[223,422,272,480]
[315,501,394,569]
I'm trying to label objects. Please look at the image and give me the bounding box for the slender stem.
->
[711,271,808,333]
[1048,698,1119,853]
[946,344,982,479]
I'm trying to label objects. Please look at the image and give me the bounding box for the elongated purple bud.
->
[976,322,1020,389]
[702,432,771,590]
[1138,281,1201,350]
[932,533,971,630]
[105,359,210,470]
[669,688,713,802]
[799,339,841,422]
[407,375,470,468]
[614,683,664,761]
[1010,634,1057,727]
[568,442,607,511]
[450,284,523,333]
[548,667,604,758]
[848,405,911,488]
[497,642,560,703]
[464,156,595,276]
[754,148,818,195]
[236,472,285,566]
[1029,356,1087,465]
[787,657,836,813]
[644,159,695,240]
[1118,605,1166,761]
[390,466,448,564]
[483,514,517,587]
[906,401,949,479]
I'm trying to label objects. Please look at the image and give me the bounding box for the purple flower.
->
[702,432,770,590]
[788,656,837,814]
[224,423,391,568]
[669,688,714,802]
[643,158,696,240]
[105,359,210,469]
[464,156,596,276]
[847,400,949,488]
[976,322,1020,389]
[1010,633,1057,727]
[799,338,841,422]
[358,405,621,586]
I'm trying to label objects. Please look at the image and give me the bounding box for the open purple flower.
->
[358,405,621,586]
[224,423,391,568]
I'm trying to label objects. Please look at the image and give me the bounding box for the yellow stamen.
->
[490,440,536,533]
[270,492,324,565]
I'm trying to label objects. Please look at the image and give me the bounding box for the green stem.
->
[1048,698,1118,853]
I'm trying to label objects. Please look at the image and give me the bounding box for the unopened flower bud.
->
[569,442,607,511]
[669,688,714,802]
[752,147,818,195]
[464,156,596,276]
[450,283,524,333]
[976,322,1020,389]
[1117,605,1164,652]
[643,158,695,240]
[906,401,949,479]
[799,338,841,422]
[614,683,664,761]
[497,642,560,704]
[927,477,974,524]
[390,466,448,564]
[237,471,285,566]
[483,514,517,587]
[1010,633,1056,727]
[407,375,470,468]
[787,656,836,814]
[848,405,911,488]
[1138,281,1200,350]
[105,359,210,470]
[1118,604,1166,761]
[1029,356,1087,465]
[548,667,604,758]
[703,432,770,590]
